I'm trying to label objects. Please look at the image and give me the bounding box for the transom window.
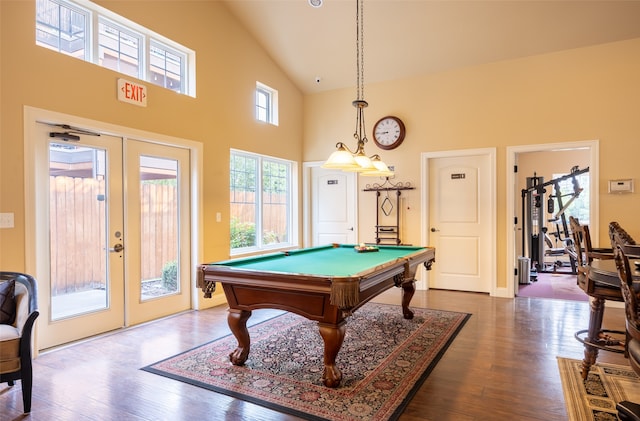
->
[35,0,89,59]
[230,150,296,254]
[256,82,279,125]
[98,18,142,78]
[35,0,195,97]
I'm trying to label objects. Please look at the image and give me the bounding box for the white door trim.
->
[421,148,497,295]
[302,161,359,248]
[506,139,599,298]
[23,106,207,316]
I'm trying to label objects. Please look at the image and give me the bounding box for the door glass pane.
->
[49,143,108,320]
[140,156,179,300]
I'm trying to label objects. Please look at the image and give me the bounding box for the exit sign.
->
[117,78,147,107]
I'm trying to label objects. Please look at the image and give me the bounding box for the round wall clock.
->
[372,116,405,150]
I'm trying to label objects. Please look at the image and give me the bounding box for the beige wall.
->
[0,1,303,270]
[3,1,640,294]
[304,38,640,290]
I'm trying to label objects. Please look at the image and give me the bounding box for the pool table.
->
[197,243,435,388]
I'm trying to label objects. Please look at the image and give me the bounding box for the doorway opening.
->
[506,140,599,300]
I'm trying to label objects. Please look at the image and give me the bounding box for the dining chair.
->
[611,244,640,421]
[569,216,624,380]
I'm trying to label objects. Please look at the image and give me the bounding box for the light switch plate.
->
[0,213,15,228]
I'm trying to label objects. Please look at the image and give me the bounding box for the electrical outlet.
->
[0,213,15,228]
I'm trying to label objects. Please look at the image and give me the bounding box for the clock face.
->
[373,116,405,150]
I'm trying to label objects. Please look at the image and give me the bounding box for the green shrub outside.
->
[161,260,178,291]
[231,217,256,248]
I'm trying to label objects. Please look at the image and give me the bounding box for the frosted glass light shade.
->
[322,144,359,169]
[361,156,394,177]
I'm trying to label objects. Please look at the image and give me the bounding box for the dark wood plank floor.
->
[0,289,628,420]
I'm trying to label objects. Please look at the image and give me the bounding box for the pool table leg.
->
[401,280,416,319]
[318,321,346,388]
[228,308,252,366]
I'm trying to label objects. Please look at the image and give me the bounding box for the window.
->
[551,172,590,224]
[230,150,296,253]
[256,82,279,125]
[98,18,142,79]
[35,0,195,96]
[35,0,89,59]
[150,42,186,93]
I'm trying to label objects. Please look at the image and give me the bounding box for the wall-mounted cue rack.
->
[364,178,414,245]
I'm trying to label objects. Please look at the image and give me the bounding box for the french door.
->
[34,120,191,349]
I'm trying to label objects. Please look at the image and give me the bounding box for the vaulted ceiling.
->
[222,0,640,94]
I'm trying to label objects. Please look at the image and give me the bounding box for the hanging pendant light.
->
[322,0,393,177]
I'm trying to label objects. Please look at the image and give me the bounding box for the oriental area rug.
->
[143,303,470,421]
[558,356,640,420]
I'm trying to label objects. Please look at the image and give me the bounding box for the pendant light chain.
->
[354,0,368,145]
[356,0,364,101]
[322,0,393,177]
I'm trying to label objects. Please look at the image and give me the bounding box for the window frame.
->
[255,82,279,125]
[35,0,195,97]
[97,16,144,79]
[230,149,297,256]
[35,0,91,60]
[551,172,590,225]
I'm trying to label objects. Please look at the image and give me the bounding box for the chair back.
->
[610,221,640,259]
[613,245,640,334]
[0,272,38,315]
[570,216,593,289]
[570,216,616,292]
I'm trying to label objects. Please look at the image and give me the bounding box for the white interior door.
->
[310,166,357,246]
[427,152,494,293]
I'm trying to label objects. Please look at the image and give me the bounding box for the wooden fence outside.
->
[230,190,288,243]
[49,176,177,295]
[49,176,288,295]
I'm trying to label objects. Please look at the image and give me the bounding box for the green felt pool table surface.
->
[207,244,427,277]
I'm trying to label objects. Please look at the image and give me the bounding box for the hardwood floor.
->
[0,289,628,420]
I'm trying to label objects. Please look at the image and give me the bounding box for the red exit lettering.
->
[117,79,147,107]
[124,82,144,102]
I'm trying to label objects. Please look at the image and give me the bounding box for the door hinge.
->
[514,216,518,225]
[514,165,518,173]
[515,267,518,276]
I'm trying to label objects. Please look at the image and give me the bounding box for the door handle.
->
[348,227,354,231]
[430,228,440,232]
[109,243,124,253]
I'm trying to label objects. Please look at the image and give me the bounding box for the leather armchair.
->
[0,271,39,413]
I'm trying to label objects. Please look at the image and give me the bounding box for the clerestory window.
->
[35,0,195,97]
[256,82,279,125]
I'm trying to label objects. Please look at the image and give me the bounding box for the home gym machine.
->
[520,166,588,280]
